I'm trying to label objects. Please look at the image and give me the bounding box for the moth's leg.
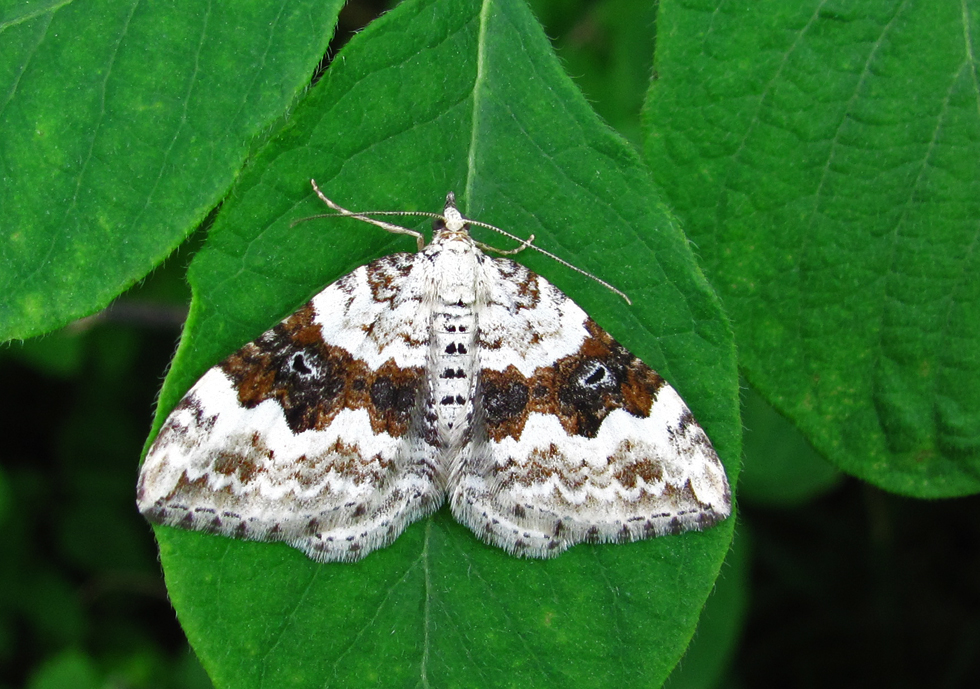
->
[310,179,426,251]
[475,234,535,256]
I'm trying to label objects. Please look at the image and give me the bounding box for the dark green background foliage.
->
[1,0,977,687]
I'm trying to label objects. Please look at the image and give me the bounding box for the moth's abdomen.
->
[431,301,477,443]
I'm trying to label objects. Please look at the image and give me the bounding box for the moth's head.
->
[434,191,469,236]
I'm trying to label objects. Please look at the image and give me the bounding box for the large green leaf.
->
[0,0,344,341]
[662,526,748,689]
[150,0,738,686]
[644,0,980,497]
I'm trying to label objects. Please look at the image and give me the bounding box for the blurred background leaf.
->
[739,384,842,507]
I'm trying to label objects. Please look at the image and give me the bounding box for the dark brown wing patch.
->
[220,302,423,436]
[480,319,666,441]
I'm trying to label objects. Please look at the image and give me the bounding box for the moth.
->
[137,182,731,562]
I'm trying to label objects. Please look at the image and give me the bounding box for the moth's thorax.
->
[426,230,483,303]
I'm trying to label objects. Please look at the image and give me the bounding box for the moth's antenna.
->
[302,180,632,305]
[463,216,632,305]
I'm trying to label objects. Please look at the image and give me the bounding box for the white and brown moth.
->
[137,183,731,562]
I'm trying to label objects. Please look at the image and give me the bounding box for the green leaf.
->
[28,649,101,689]
[740,384,842,507]
[528,0,658,146]
[150,0,738,686]
[644,0,980,497]
[0,0,345,341]
[662,526,749,689]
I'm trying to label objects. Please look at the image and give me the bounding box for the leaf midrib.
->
[463,0,492,211]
